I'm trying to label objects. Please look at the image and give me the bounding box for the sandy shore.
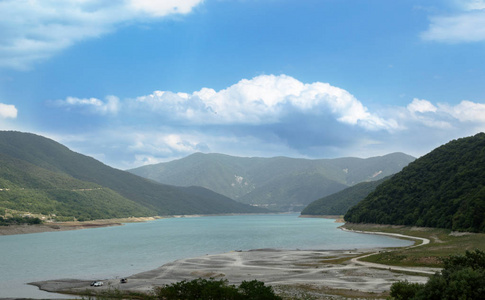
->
[30,230,440,299]
[0,217,160,236]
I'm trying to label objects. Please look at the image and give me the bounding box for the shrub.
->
[390,249,485,300]
[154,278,281,300]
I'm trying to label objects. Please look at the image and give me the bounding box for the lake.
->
[0,214,412,298]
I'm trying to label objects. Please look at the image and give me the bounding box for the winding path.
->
[341,228,438,275]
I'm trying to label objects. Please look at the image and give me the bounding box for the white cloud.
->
[399,98,485,129]
[421,1,485,42]
[0,103,18,119]
[54,95,119,115]
[407,98,437,113]
[462,0,485,10]
[0,0,204,70]
[134,74,398,131]
[45,75,485,169]
[439,100,485,122]
[130,0,202,16]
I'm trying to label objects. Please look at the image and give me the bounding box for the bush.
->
[390,249,485,300]
[154,278,281,300]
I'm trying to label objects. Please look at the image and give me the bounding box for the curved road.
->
[341,228,438,275]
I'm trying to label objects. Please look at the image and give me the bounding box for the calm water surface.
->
[0,214,412,298]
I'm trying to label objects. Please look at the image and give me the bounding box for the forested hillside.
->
[0,131,267,220]
[129,152,414,212]
[0,153,154,221]
[301,177,389,216]
[345,133,485,232]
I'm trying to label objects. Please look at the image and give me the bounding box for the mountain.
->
[0,152,154,221]
[301,176,389,216]
[344,133,485,233]
[129,152,415,212]
[0,131,267,220]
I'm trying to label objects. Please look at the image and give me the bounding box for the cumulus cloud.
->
[421,0,485,42]
[0,0,204,70]
[439,100,485,122]
[407,98,437,113]
[46,74,485,168]
[54,95,120,115]
[134,74,398,131]
[399,97,485,130]
[0,103,18,119]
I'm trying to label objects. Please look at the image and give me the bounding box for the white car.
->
[93,281,103,287]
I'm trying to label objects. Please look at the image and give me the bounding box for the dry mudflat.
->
[31,244,439,299]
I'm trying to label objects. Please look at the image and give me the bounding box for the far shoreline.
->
[0,212,290,236]
[299,214,345,223]
[0,216,161,236]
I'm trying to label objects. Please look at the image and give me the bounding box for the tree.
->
[154,278,281,300]
[390,250,485,300]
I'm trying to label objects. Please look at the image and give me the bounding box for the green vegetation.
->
[343,223,485,268]
[80,279,281,300]
[345,133,485,232]
[154,278,281,300]
[129,152,414,212]
[0,131,266,220]
[301,177,389,215]
[0,215,42,226]
[389,250,485,300]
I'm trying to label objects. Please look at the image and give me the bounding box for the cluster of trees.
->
[0,215,42,226]
[153,278,281,300]
[345,133,485,232]
[390,249,485,300]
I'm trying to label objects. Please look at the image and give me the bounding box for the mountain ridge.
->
[0,131,267,220]
[129,152,415,211]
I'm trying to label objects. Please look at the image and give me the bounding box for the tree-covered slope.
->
[0,131,267,217]
[301,177,389,216]
[129,152,415,212]
[0,153,154,220]
[345,133,485,232]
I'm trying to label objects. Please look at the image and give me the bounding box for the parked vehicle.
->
[93,281,103,287]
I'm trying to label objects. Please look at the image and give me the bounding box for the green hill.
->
[0,131,267,220]
[301,177,389,216]
[129,152,415,212]
[344,133,485,232]
[0,153,154,220]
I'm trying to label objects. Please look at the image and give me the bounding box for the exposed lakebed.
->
[0,214,412,298]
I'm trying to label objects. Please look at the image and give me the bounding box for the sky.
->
[1,0,485,169]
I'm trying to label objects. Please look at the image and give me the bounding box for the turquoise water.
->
[0,214,412,298]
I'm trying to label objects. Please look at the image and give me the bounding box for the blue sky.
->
[1,0,485,169]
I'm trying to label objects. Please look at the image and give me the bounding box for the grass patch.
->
[319,254,368,265]
[342,223,485,268]
[275,284,389,299]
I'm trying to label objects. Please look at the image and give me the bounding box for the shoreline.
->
[0,213,288,236]
[0,216,160,236]
[29,228,437,299]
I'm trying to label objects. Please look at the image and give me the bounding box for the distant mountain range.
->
[301,176,389,216]
[345,133,485,233]
[129,152,415,212]
[0,131,267,221]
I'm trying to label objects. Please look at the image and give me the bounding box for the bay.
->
[0,214,412,298]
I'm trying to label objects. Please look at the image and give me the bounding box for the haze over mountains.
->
[129,152,415,212]
[0,131,266,220]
